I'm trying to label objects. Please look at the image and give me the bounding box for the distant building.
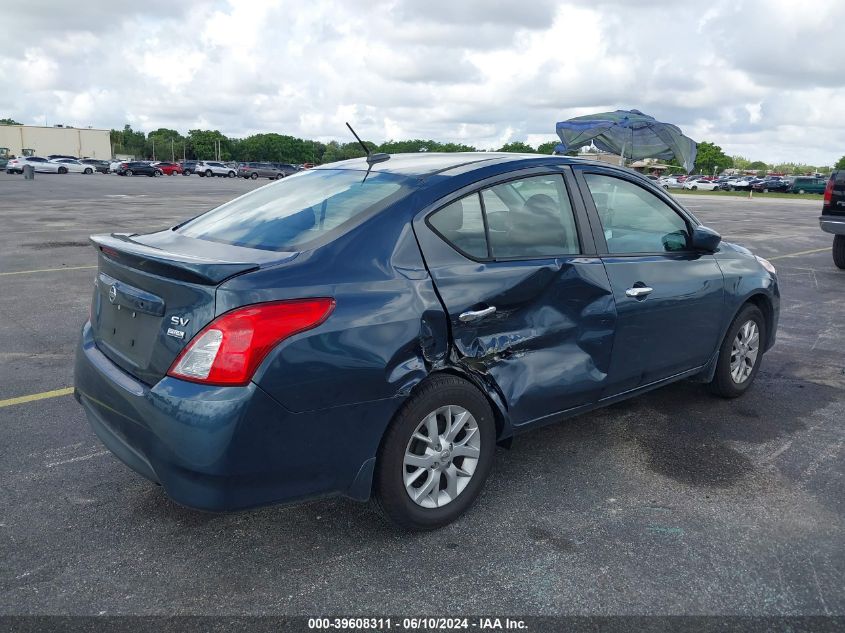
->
[0,124,111,159]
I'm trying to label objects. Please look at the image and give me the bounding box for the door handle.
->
[625,286,654,298]
[459,306,497,322]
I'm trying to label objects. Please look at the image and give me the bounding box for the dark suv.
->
[820,171,845,268]
[791,176,826,194]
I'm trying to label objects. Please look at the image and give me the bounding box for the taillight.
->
[823,178,834,207]
[167,299,335,386]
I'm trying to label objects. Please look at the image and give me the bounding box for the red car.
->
[153,161,183,176]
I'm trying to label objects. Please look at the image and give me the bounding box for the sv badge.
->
[170,316,190,327]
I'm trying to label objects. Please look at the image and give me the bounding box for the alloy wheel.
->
[403,405,481,509]
[730,320,759,384]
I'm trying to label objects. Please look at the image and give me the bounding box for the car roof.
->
[313,152,614,178]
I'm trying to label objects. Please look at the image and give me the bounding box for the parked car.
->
[74,153,780,530]
[116,161,163,177]
[50,158,96,174]
[238,162,284,180]
[683,178,720,191]
[180,161,199,175]
[820,171,845,269]
[109,159,128,174]
[195,161,236,178]
[47,154,77,160]
[752,178,791,193]
[5,156,64,174]
[153,161,184,176]
[731,178,762,191]
[271,163,301,177]
[80,159,111,174]
[790,176,826,194]
[659,176,683,189]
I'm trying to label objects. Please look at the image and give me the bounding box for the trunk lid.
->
[90,230,296,385]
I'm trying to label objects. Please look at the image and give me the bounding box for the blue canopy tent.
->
[554,109,698,173]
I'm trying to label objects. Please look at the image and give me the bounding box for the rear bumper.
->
[74,322,397,511]
[820,216,845,236]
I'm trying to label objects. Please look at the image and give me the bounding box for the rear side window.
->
[482,175,579,258]
[179,169,409,251]
[429,194,488,259]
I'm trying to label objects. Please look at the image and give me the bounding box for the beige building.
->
[0,125,111,159]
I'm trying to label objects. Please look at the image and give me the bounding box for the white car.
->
[109,159,125,174]
[5,156,63,174]
[49,158,95,174]
[659,176,683,189]
[683,179,720,191]
[195,161,236,178]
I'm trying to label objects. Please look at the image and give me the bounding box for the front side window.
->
[179,169,409,251]
[584,174,691,254]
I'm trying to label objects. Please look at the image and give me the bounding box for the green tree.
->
[146,128,185,161]
[535,141,559,154]
[498,141,535,153]
[186,129,232,160]
[694,141,732,174]
[110,124,146,157]
[0,117,22,125]
[731,156,750,170]
[747,160,769,172]
[320,141,373,164]
[834,155,845,170]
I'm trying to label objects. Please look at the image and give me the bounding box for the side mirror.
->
[691,225,721,252]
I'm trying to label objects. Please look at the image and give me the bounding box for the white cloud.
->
[0,0,842,164]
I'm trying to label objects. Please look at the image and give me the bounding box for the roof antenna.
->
[346,122,390,166]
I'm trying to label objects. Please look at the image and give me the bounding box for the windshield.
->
[178,169,409,252]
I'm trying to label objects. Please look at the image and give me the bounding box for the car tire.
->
[154,170,162,177]
[250,172,258,180]
[125,169,133,176]
[833,235,845,270]
[798,189,805,194]
[663,185,669,190]
[691,185,697,190]
[205,170,213,177]
[84,168,93,174]
[374,374,496,531]
[708,304,766,399]
[763,188,768,193]
[228,171,236,178]
[58,167,68,174]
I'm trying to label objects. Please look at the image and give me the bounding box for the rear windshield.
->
[178,169,409,251]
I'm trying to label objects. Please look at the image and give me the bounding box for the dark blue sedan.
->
[74,153,780,529]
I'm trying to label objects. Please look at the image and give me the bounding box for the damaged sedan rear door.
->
[414,168,617,427]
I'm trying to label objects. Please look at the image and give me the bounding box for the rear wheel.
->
[250,172,258,180]
[833,235,845,270]
[125,169,133,176]
[798,189,806,194]
[228,171,236,178]
[276,172,284,180]
[708,304,766,398]
[58,166,68,174]
[374,375,496,530]
[84,168,93,174]
[205,169,212,177]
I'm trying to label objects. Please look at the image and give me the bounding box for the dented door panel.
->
[415,213,617,424]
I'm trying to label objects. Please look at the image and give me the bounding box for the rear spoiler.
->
[90,233,261,285]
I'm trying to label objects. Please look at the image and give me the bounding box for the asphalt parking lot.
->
[0,172,842,616]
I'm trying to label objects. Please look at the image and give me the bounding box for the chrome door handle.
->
[625,286,653,298]
[459,306,497,322]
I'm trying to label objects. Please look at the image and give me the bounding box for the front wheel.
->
[374,375,496,530]
[58,167,68,174]
[205,169,212,177]
[833,235,845,269]
[228,171,236,178]
[84,168,93,174]
[708,304,766,398]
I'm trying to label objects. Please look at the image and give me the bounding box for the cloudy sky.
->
[1,0,843,165]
